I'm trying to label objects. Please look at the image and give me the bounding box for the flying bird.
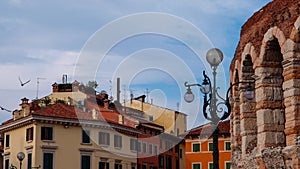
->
[18,76,31,86]
[0,106,11,112]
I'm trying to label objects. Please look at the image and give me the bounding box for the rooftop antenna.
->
[122,85,127,106]
[122,85,127,113]
[145,88,149,103]
[109,80,114,101]
[36,77,46,99]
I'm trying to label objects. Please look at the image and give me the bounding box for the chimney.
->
[14,97,30,120]
[31,100,40,112]
[72,80,80,92]
[92,109,98,120]
[52,83,59,92]
[62,74,67,84]
[118,114,124,124]
[104,99,109,109]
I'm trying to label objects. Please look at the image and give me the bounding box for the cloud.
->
[0,0,272,126]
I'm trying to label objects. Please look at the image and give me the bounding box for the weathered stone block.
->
[240,117,257,132]
[242,135,257,155]
[257,132,276,147]
[256,109,273,126]
[283,88,300,98]
[282,79,300,90]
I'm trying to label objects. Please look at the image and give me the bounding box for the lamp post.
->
[184,48,255,169]
[17,152,25,169]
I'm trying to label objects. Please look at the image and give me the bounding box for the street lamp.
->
[17,152,25,169]
[184,48,255,169]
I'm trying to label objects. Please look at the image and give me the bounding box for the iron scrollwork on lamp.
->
[184,48,255,169]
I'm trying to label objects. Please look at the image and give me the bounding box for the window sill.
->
[114,146,122,150]
[26,140,33,143]
[81,143,92,146]
[42,140,55,143]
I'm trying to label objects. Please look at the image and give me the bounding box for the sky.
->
[0,0,272,129]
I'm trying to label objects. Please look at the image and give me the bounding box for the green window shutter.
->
[43,153,53,169]
[81,155,90,169]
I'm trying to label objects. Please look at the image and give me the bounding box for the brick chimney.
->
[118,114,124,124]
[52,82,58,92]
[14,97,30,120]
[72,80,80,92]
[92,109,99,120]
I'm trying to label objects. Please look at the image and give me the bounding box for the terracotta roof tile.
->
[187,120,230,136]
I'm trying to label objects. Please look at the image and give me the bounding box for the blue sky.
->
[0,0,271,129]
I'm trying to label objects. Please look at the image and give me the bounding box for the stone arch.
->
[239,44,257,157]
[230,61,241,151]
[255,27,286,151]
[282,15,300,148]
[289,16,300,43]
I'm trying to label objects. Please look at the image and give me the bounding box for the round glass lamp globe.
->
[206,48,223,67]
[17,152,25,161]
[184,92,194,103]
[244,90,255,100]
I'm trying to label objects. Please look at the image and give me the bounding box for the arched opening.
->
[256,37,285,149]
[231,69,241,152]
[240,54,257,156]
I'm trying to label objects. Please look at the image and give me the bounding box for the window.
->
[225,142,231,151]
[43,153,54,169]
[208,162,213,169]
[137,142,141,152]
[208,142,213,151]
[179,149,183,158]
[176,158,179,169]
[154,145,158,155]
[27,153,32,169]
[5,134,10,148]
[175,144,179,153]
[114,135,122,148]
[82,130,90,144]
[225,162,231,169]
[130,139,137,151]
[114,162,122,169]
[5,159,9,169]
[192,163,201,169]
[159,139,162,149]
[99,132,110,145]
[131,163,136,169]
[143,142,147,153]
[26,127,34,141]
[159,155,164,168]
[166,155,172,169]
[99,162,109,169]
[41,127,53,141]
[149,144,153,155]
[192,143,201,152]
[149,116,153,121]
[81,155,91,169]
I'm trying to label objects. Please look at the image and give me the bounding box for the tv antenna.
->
[36,77,46,99]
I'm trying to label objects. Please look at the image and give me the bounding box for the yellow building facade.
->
[125,98,187,136]
[1,101,139,169]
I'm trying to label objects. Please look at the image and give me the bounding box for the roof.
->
[32,103,96,120]
[126,99,188,116]
[185,120,230,137]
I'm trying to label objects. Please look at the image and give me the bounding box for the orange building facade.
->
[185,121,231,169]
